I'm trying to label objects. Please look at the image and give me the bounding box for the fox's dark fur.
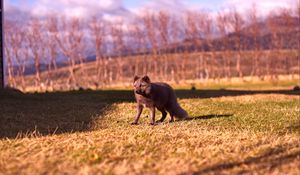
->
[132,75,188,125]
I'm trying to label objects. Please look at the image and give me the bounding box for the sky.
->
[4,0,297,20]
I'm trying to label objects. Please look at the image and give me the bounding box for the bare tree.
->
[45,15,60,90]
[228,8,245,78]
[158,10,171,80]
[217,12,231,79]
[50,16,85,89]
[143,12,159,78]
[198,12,216,80]
[89,16,105,87]
[4,20,16,88]
[247,4,262,78]
[4,22,24,89]
[267,11,281,80]
[131,23,147,76]
[280,9,289,75]
[111,20,126,82]
[27,18,45,89]
[184,11,199,80]
[170,15,183,82]
[12,27,28,90]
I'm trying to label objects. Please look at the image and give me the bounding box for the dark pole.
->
[0,0,3,88]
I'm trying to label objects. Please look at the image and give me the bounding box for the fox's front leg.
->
[149,107,156,125]
[132,104,143,125]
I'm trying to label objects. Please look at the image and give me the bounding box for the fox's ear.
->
[134,75,140,82]
[142,75,151,83]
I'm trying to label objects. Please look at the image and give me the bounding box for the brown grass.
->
[0,87,299,175]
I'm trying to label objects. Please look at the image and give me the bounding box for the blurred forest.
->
[4,5,300,91]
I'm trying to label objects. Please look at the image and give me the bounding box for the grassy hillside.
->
[14,49,299,92]
[0,85,299,174]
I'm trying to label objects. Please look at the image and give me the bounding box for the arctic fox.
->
[132,75,188,125]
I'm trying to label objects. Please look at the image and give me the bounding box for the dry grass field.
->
[0,82,299,175]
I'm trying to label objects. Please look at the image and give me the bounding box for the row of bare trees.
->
[4,5,300,91]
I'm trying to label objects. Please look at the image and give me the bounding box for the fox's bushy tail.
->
[173,104,188,119]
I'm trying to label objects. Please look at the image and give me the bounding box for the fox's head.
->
[133,75,151,97]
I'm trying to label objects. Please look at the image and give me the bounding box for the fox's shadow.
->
[184,114,233,121]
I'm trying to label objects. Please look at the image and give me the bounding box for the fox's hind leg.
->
[157,108,167,123]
